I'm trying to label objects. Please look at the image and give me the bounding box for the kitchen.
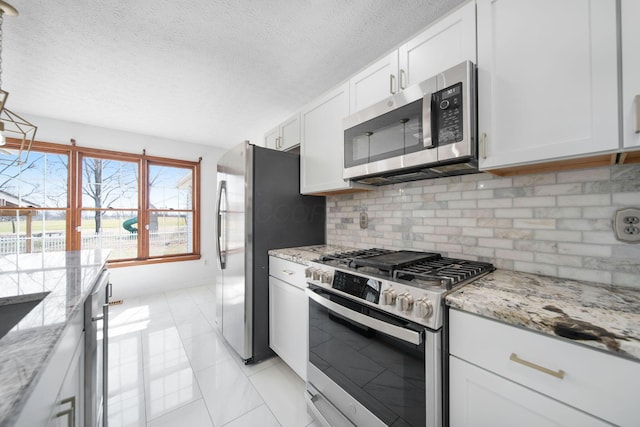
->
[0,0,638,426]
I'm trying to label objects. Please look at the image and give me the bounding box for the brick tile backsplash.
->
[326,164,640,288]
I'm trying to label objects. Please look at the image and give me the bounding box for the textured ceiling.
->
[2,0,463,149]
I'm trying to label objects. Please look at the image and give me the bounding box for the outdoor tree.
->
[83,158,138,234]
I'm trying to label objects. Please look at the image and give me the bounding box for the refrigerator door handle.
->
[216,180,227,270]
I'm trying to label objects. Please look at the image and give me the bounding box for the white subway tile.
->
[612,192,640,205]
[535,253,582,267]
[558,266,612,285]
[495,249,534,262]
[462,189,494,199]
[534,230,582,242]
[513,197,556,208]
[533,183,582,196]
[558,167,610,183]
[513,219,556,229]
[478,238,513,249]
[558,243,612,257]
[479,198,512,208]
[558,194,611,206]
[513,261,558,277]
[495,208,533,218]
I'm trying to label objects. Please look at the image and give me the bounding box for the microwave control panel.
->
[433,82,463,146]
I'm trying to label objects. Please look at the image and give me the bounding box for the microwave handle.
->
[422,92,435,148]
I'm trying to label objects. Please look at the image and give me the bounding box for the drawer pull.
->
[282,269,294,275]
[510,353,565,379]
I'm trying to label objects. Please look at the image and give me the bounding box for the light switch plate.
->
[614,208,640,243]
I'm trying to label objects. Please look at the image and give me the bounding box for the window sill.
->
[107,254,202,268]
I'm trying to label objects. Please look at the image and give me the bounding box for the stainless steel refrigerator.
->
[215,141,325,364]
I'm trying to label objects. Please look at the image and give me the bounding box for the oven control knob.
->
[304,267,314,278]
[415,298,433,318]
[381,288,397,305]
[398,292,414,312]
[312,269,322,281]
[321,271,333,284]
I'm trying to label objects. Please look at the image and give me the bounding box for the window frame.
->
[3,138,201,267]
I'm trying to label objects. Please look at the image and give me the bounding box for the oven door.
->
[306,285,441,427]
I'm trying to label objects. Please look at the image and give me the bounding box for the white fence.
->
[0,229,189,256]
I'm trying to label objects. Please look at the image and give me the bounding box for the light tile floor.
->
[108,285,318,427]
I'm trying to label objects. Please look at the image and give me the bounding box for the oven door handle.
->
[306,288,423,346]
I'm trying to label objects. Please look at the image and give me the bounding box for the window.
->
[0,139,201,266]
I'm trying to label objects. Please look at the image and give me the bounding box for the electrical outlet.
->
[359,211,368,229]
[614,208,640,243]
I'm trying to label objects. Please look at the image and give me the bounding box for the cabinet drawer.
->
[269,256,307,289]
[449,309,640,426]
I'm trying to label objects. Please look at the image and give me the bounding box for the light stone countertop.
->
[446,269,640,362]
[268,244,357,265]
[0,250,110,426]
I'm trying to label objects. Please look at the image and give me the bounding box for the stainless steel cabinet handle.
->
[399,69,406,90]
[276,136,281,149]
[102,300,109,425]
[481,132,488,160]
[55,396,76,427]
[389,74,396,95]
[635,95,640,134]
[216,180,227,270]
[510,353,565,379]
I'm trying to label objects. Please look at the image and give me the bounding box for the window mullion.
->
[139,157,149,259]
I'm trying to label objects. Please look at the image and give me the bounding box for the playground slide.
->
[123,217,138,233]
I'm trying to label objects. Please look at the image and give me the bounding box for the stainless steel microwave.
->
[343,60,477,185]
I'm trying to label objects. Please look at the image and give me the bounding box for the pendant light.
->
[0,0,37,163]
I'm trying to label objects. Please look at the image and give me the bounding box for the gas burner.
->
[319,248,393,267]
[394,257,495,288]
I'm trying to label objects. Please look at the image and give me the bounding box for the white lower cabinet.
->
[14,308,85,427]
[50,334,85,426]
[449,309,640,427]
[450,357,609,427]
[268,256,308,380]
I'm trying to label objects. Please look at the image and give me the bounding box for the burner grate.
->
[394,258,494,288]
[320,248,393,265]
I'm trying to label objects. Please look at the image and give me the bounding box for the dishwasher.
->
[84,268,111,427]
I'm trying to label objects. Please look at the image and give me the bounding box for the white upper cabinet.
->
[264,113,301,151]
[264,126,279,150]
[477,0,619,171]
[622,0,640,151]
[349,51,399,113]
[398,1,476,88]
[301,82,364,194]
[349,1,476,114]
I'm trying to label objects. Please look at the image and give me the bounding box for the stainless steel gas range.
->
[304,248,494,427]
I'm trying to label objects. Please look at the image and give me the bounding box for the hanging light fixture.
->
[0,0,37,162]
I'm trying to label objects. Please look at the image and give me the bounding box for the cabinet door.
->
[622,0,640,150]
[50,334,84,427]
[269,276,307,380]
[265,126,279,150]
[279,113,301,151]
[300,81,353,194]
[399,1,476,88]
[477,0,618,170]
[449,357,612,427]
[349,51,399,113]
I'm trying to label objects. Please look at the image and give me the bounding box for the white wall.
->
[23,114,228,299]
